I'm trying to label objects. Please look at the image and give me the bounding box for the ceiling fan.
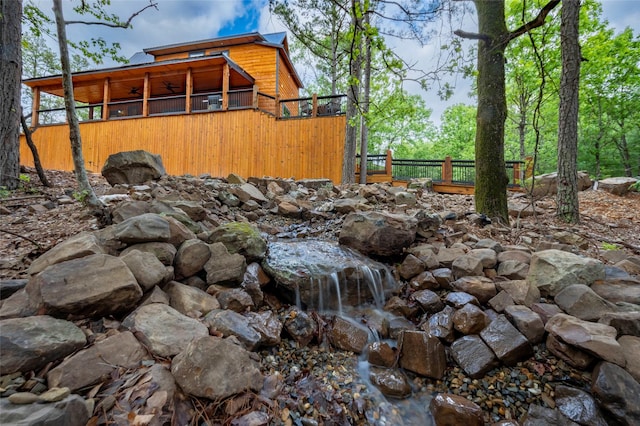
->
[129,87,141,96]
[162,81,180,94]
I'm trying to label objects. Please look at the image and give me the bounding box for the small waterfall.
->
[263,240,399,314]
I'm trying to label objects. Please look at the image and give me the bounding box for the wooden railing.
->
[357,151,533,191]
[33,91,346,125]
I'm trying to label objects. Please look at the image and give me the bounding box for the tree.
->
[0,0,22,190]
[48,0,157,209]
[455,0,560,223]
[556,0,581,223]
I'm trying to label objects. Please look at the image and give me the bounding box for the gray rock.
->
[204,222,267,263]
[47,331,147,391]
[497,250,531,265]
[204,242,247,286]
[0,316,86,375]
[338,211,417,257]
[113,213,171,244]
[283,307,316,346]
[497,260,529,280]
[120,242,177,266]
[452,255,484,279]
[329,316,369,354]
[27,233,104,276]
[497,280,540,307]
[101,150,166,186]
[480,315,533,366]
[591,361,640,426]
[165,281,220,317]
[450,276,496,304]
[0,394,90,426]
[488,290,515,313]
[545,313,625,367]
[599,311,640,337]
[452,303,489,335]
[122,303,208,357]
[397,254,426,280]
[245,310,282,347]
[421,305,455,343]
[171,336,263,400]
[527,250,605,297]
[120,249,168,291]
[546,333,595,369]
[398,330,446,379]
[597,176,638,196]
[215,287,254,312]
[369,367,412,399]
[554,284,619,321]
[555,384,607,426]
[26,254,142,318]
[468,248,498,269]
[367,341,397,368]
[436,246,468,268]
[444,291,480,308]
[429,393,483,426]
[451,335,499,379]
[410,289,444,315]
[174,239,211,278]
[504,305,545,344]
[522,403,580,426]
[618,336,640,382]
[531,302,564,324]
[204,309,262,350]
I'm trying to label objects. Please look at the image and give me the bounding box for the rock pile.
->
[1,164,640,425]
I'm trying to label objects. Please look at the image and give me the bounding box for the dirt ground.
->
[1,167,639,280]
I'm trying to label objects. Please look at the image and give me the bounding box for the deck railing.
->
[33,91,345,125]
[358,151,531,188]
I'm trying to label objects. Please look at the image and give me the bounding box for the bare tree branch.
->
[65,1,158,27]
[454,29,491,42]
[506,0,561,42]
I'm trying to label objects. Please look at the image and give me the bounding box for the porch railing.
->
[357,151,532,188]
[32,91,346,125]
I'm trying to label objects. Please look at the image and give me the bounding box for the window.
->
[189,51,205,58]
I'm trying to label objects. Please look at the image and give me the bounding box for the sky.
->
[28,0,640,124]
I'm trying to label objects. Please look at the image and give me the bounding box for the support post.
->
[143,73,150,116]
[31,87,40,127]
[102,78,110,120]
[443,156,453,184]
[185,68,192,113]
[385,150,393,176]
[312,93,318,118]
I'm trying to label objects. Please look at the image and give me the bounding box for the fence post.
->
[252,85,259,109]
[443,156,453,184]
[275,94,281,118]
[386,150,393,176]
[312,94,318,118]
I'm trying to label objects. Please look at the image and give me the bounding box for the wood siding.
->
[19,111,346,183]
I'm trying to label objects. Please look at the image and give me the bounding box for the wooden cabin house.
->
[20,32,347,182]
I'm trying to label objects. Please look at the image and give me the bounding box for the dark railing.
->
[108,99,143,118]
[192,91,222,112]
[35,104,103,125]
[279,94,347,119]
[357,151,529,189]
[257,92,276,115]
[148,95,186,115]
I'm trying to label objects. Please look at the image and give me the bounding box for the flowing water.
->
[262,240,435,425]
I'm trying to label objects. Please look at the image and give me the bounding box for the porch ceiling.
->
[23,55,255,104]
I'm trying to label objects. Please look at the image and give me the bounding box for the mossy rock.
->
[206,222,267,262]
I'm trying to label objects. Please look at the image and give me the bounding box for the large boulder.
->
[26,254,143,318]
[527,250,605,297]
[597,177,638,196]
[526,171,591,197]
[101,150,166,186]
[171,336,263,400]
[0,316,86,375]
[338,211,417,257]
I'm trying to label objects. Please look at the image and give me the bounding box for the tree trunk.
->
[52,0,102,208]
[0,0,22,190]
[20,111,51,187]
[341,0,363,184]
[556,0,580,223]
[359,10,372,184]
[473,0,509,223]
